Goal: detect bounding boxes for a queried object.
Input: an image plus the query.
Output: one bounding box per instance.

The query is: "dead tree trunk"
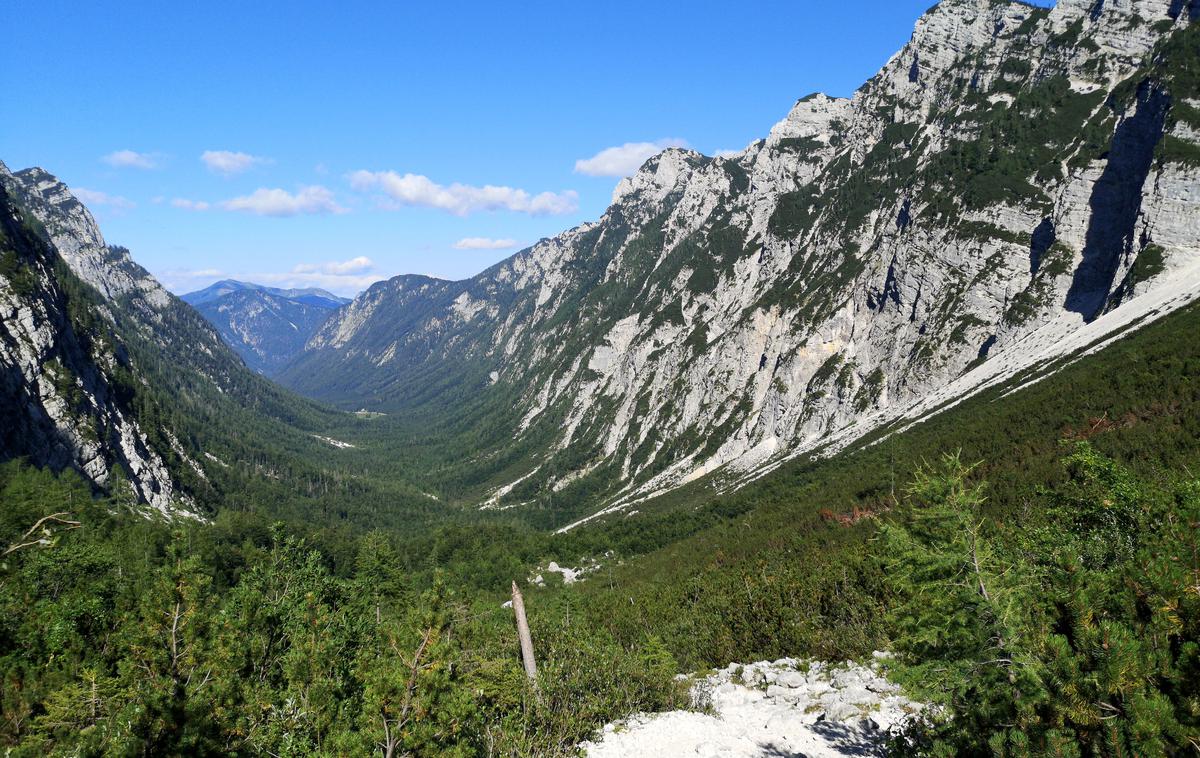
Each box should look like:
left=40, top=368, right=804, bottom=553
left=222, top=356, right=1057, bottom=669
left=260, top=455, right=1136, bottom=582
left=511, top=581, right=537, bottom=682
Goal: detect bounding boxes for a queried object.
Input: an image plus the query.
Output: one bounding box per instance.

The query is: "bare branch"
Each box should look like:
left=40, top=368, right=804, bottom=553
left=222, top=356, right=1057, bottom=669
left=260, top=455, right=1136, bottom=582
left=3, top=513, right=82, bottom=557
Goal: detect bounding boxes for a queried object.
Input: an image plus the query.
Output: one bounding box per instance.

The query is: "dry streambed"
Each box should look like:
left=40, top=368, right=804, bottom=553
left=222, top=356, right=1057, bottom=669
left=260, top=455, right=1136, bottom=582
left=580, top=655, right=923, bottom=757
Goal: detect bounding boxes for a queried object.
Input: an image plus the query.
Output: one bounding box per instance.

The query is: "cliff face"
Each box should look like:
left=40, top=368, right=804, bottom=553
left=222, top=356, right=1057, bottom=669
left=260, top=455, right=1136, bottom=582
left=283, top=0, right=1200, bottom=521
left=0, top=163, right=278, bottom=400
left=2, top=166, right=173, bottom=310
left=0, top=182, right=200, bottom=518
left=0, top=163, right=344, bottom=519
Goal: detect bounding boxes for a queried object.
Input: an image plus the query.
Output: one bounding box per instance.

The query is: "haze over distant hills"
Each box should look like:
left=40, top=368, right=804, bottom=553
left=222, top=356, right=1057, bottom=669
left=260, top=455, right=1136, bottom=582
left=182, top=279, right=349, bottom=309
left=182, top=280, right=350, bottom=375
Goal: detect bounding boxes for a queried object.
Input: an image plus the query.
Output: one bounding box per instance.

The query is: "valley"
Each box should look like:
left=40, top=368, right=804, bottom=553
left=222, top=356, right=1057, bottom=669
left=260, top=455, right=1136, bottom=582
left=1, top=0, right=1199, bottom=755
left=275, top=0, right=1200, bottom=533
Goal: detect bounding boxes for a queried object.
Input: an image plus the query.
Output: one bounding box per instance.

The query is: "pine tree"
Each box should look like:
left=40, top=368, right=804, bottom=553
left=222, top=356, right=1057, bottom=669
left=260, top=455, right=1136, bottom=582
left=886, top=446, right=1200, bottom=755
left=109, top=536, right=221, bottom=754
left=882, top=453, right=1047, bottom=755
left=354, top=529, right=410, bottom=625
left=355, top=577, right=478, bottom=757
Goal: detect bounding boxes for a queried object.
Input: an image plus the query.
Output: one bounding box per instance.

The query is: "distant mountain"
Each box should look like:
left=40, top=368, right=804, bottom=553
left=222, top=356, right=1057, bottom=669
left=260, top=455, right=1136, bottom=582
left=183, top=280, right=348, bottom=375
left=183, top=279, right=348, bottom=309
left=281, top=0, right=1200, bottom=526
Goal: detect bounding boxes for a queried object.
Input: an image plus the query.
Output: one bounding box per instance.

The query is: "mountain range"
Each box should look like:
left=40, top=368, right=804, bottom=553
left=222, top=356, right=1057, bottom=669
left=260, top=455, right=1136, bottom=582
left=276, top=0, right=1200, bottom=527
left=181, top=280, right=348, bottom=375
left=0, top=161, right=436, bottom=528
left=1, top=0, right=1197, bottom=534
left=3, top=1, right=1200, bottom=752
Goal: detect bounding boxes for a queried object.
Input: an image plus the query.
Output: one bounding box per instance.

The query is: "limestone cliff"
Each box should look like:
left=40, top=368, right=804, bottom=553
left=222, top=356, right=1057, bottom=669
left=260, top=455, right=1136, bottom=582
left=282, top=0, right=1200, bottom=524
left=0, top=182, right=200, bottom=518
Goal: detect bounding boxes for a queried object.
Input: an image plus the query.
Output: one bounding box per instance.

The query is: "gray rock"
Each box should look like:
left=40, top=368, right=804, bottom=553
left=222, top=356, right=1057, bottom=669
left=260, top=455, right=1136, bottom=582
left=823, top=701, right=863, bottom=722
left=775, top=671, right=807, bottom=688
left=0, top=163, right=223, bottom=520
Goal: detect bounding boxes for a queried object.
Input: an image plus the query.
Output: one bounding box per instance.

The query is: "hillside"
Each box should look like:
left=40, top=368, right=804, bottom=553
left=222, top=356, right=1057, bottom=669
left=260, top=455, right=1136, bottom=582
left=3, top=253, right=1197, bottom=756
left=0, top=182, right=198, bottom=517
left=2, top=0, right=1199, bottom=753
left=280, top=0, right=1200, bottom=527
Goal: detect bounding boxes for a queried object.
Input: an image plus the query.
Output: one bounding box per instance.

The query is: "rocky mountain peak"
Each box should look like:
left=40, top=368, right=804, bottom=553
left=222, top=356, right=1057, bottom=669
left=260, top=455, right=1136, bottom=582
left=612, top=148, right=706, bottom=205
left=1, top=163, right=106, bottom=254
left=0, top=164, right=171, bottom=309
left=766, top=94, right=852, bottom=148
left=277, top=5, right=1200, bottom=526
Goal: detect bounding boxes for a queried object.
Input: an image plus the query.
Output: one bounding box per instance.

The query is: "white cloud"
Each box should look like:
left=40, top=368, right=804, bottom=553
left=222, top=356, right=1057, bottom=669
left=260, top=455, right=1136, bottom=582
left=292, top=256, right=374, bottom=275
left=713, top=148, right=742, bottom=159
left=220, top=186, right=346, bottom=217
left=347, top=170, right=578, bottom=216
left=453, top=237, right=518, bottom=250
left=171, top=198, right=211, bottom=211
left=282, top=257, right=378, bottom=293
left=102, top=149, right=160, bottom=169
left=168, top=186, right=345, bottom=216
left=573, top=139, right=689, bottom=177
left=201, top=150, right=267, bottom=176
left=73, top=187, right=135, bottom=211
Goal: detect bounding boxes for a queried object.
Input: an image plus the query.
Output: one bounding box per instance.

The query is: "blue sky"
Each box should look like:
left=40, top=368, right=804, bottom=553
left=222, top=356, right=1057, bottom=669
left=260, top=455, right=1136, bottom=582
left=0, top=1, right=1050, bottom=296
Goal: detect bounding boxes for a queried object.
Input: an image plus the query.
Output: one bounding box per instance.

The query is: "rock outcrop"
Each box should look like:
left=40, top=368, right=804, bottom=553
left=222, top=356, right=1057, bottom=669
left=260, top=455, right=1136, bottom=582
left=1, top=165, right=172, bottom=310
left=581, top=656, right=923, bottom=757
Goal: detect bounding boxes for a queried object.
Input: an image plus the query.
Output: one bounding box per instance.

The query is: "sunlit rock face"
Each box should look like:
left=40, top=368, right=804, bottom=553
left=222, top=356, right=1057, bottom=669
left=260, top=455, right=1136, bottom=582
left=0, top=160, right=317, bottom=520
left=1, top=165, right=171, bottom=310
left=0, top=172, right=202, bottom=519
left=284, top=1, right=1200, bottom=522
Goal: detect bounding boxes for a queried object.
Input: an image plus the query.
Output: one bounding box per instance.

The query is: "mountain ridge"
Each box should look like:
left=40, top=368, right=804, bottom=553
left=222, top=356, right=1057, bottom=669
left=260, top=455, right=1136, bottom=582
left=0, top=180, right=201, bottom=517
left=182, top=279, right=349, bottom=308
left=0, top=161, right=384, bottom=522
left=183, top=279, right=349, bottom=374
left=279, top=0, right=1200, bottom=526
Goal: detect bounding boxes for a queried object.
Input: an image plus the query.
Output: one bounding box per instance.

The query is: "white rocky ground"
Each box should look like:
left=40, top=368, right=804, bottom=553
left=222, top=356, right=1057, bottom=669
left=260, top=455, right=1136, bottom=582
left=581, top=656, right=922, bottom=758
left=530, top=558, right=603, bottom=586
left=312, top=434, right=357, bottom=449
